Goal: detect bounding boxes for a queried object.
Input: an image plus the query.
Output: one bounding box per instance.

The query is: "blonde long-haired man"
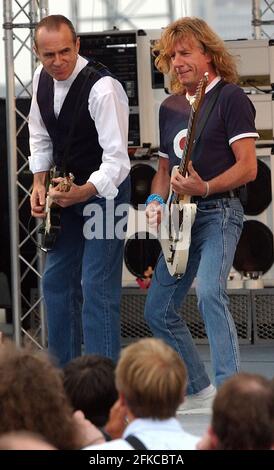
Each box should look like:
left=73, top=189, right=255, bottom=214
left=144, top=17, right=258, bottom=413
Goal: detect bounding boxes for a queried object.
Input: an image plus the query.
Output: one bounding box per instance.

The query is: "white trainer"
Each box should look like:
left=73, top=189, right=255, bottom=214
left=177, top=385, right=216, bottom=415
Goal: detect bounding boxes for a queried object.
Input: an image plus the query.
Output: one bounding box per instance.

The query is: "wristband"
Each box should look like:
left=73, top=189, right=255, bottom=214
left=202, top=181, right=210, bottom=199
left=145, top=193, right=165, bottom=206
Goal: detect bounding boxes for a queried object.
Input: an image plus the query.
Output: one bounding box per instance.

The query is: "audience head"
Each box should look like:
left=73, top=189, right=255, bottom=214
left=211, top=372, right=274, bottom=450
left=0, top=341, right=79, bottom=449
left=115, top=338, right=187, bottom=419
left=63, top=354, right=118, bottom=427
left=0, top=431, right=56, bottom=450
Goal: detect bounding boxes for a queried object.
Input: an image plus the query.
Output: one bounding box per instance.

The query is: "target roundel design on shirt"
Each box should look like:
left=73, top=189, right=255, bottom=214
left=173, top=128, right=188, bottom=160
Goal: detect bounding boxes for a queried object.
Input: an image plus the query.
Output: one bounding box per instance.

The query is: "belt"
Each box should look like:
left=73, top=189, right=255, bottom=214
left=191, top=190, right=239, bottom=203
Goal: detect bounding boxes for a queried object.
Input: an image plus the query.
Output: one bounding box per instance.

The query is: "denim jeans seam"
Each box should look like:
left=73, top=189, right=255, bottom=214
left=69, top=243, right=83, bottom=358
left=163, top=283, right=210, bottom=392
left=220, top=208, right=240, bottom=371
left=101, top=238, right=113, bottom=358
left=162, top=283, right=181, bottom=349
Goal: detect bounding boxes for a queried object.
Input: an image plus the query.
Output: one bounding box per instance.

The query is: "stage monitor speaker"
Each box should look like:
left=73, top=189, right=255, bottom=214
left=232, top=156, right=274, bottom=287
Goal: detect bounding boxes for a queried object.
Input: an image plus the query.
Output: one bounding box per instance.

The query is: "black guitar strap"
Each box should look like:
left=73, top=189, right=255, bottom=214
left=125, top=435, right=148, bottom=450
left=190, top=80, right=247, bottom=204
left=192, top=80, right=226, bottom=152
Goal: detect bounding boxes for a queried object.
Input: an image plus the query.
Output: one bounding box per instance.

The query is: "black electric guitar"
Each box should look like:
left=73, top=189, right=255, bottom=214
left=160, top=73, right=208, bottom=277
left=39, top=167, right=74, bottom=251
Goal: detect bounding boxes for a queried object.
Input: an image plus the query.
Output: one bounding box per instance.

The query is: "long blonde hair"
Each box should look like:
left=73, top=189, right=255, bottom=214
left=153, top=17, right=238, bottom=94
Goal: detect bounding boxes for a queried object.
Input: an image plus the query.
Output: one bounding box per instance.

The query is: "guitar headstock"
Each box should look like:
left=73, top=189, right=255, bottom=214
left=192, top=72, right=209, bottom=112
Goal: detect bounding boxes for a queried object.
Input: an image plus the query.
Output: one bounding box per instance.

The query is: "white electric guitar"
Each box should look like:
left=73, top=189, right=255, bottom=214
left=160, top=73, right=208, bottom=277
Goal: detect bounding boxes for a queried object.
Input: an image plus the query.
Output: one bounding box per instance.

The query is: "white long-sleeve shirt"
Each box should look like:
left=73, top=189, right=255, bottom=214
left=28, top=55, right=130, bottom=199
left=83, top=417, right=200, bottom=450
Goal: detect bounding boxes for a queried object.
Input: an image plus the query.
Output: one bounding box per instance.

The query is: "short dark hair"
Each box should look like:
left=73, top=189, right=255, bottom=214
left=212, top=373, right=274, bottom=450
left=63, top=355, right=118, bottom=427
left=34, top=14, right=77, bottom=48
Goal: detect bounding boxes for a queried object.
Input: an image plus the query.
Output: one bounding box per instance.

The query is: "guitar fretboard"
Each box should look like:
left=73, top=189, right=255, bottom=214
left=178, top=106, right=195, bottom=177
left=173, top=73, right=208, bottom=205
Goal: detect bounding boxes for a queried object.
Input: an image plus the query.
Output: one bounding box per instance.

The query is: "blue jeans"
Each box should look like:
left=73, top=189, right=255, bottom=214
left=144, top=197, right=243, bottom=394
left=42, top=176, right=130, bottom=367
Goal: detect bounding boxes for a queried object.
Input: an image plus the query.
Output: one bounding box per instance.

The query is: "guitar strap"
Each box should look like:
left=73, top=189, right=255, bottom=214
left=191, top=80, right=226, bottom=156
left=124, top=435, right=148, bottom=450
left=61, top=61, right=106, bottom=175
left=190, top=80, right=247, bottom=205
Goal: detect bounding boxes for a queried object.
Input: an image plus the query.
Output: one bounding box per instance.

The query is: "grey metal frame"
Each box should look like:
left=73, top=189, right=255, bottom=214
left=69, top=0, right=176, bottom=31
left=252, top=0, right=274, bottom=38
left=3, top=0, right=48, bottom=347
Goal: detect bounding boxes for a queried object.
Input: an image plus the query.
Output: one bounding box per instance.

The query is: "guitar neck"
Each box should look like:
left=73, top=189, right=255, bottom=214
left=173, top=73, right=208, bottom=204
left=178, top=106, right=199, bottom=177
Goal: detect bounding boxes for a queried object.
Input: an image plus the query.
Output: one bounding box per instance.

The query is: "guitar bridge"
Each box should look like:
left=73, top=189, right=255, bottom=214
left=167, top=244, right=175, bottom=263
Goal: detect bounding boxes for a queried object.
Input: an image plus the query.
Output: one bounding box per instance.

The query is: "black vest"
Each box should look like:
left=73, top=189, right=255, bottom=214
left=37, top=60, right=115, bottom=185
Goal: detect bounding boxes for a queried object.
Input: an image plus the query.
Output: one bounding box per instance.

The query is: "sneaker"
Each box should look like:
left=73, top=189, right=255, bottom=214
left=177, top=385, right=216, bottom=415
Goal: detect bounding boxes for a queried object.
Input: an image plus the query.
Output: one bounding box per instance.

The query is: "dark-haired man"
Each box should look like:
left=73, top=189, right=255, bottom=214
left=29, top=15, right=130, bottom=367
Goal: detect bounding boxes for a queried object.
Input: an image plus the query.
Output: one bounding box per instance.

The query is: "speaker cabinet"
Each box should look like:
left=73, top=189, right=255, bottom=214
left=122, top=158, right=161, bottom=286
left=225, top=41, right=274, bottom=287
left=79, top=29, right=167, bottom=148
left=225, top=40, right=274, bottom=146
left=233, top=155, right=274, bottom=287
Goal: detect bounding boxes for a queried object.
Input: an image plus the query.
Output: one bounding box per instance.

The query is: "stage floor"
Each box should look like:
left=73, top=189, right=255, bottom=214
left=178, top=343, right=274, bottom=438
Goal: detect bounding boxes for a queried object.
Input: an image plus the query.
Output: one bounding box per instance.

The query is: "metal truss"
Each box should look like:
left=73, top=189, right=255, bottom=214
left=69, top=0, right=177, bottom=32
left=70, top=1, right=274, bottom=40
left=252, top=0, right=274, bottom=38
left=3, top=0, right=48, bottom=348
